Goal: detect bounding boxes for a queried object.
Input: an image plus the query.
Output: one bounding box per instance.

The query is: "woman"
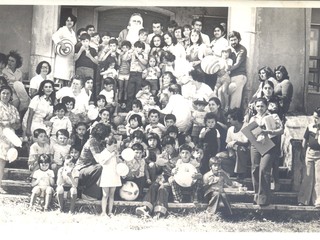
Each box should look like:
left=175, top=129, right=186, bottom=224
left=173, top=26, right=184, bottom=45
left=249, top=98, right=283, bottom=206
left=81, top=76, right=94, bottom=104
left=163, top=32, right=186, bottom=60
left=29, top=61, right=52, bottom=98
left=274, top=65, right=293, bottom=116
left=52, top=13, right=77, bottom=86
left=182, top=24, right=192, bottom=49
left=0, top=86, right=21, bottom=194
left=251, top=66, right=277, bottom=101
left=185, top=29, right=206, bottom=68
left=2, top=51, right=30, bottom=113
left=149, top=34, right=164, bottom=65
left=210, top=24, right=228, bottom=57
left=23, top=80, right=56, bottom=138
left=75, top=123, right=112, bottom=200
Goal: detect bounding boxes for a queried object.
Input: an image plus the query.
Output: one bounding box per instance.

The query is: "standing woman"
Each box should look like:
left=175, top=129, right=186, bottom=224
left=163, top=32, right=186, bottom=60
left=182, top=24, right=192, bottom=49
left=23, top=80, right=56, bottom=138
left=0, top=86, right=21, bottom=193
left=2, top=50, right=23, bottom=82
left=251, top=66, right=277, bottom=101
left=185, top=29, right=206, bottom=69
left=29, top=61, right=52, bottom=98
left=52, top=13, right=77, bottom=86
left=249, top=98, right=283, bottom=206
left=274, top=65, right=293, bottom=117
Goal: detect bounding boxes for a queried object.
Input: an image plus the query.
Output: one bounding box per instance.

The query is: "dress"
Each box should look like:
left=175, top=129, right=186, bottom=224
left=99, top=150, right=122, bottom=187
left=0, top=101, right=20, bottom=160
left=52, top=26, right=77, bottom=80
left=29, top=75, right=45, bottom=94
left=22, top=95, right=53, bottom=135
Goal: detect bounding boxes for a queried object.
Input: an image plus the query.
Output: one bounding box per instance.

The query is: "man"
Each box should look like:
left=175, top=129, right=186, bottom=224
left=86, top=24, right=95, bottom=37
left=118, top=13, right=144, bottom=45
left=228, top=31, right=247, bottom=109
left=147, top=20, right=164, bottom=44
left=191, top=18, right=210, bottom=46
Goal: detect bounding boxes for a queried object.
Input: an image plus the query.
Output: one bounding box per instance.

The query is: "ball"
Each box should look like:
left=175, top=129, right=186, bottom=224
left=121, top=148, right=135, bottom=162
left=6, top=148, right=18, bottom=163
left=174, top=163, right=197, bottom=187
left=116, top=162, right=129, bottom=177
left=200, top=55, right=220, bottom=75
left=119, top=181, right=139, bottom=201
left=87, top=107, right=99, bottom=121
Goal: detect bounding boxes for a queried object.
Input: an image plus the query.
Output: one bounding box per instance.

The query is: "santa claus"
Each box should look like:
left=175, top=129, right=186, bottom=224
left=118, top=13, right=144, bottom=45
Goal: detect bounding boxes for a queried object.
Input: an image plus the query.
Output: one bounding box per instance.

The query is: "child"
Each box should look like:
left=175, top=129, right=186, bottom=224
left=125, top=99, right=146, bottom=125
left=123, top=142, right=146, bottom=200
left=74, top=33, right=98, bottom=79
left=69, top=122, right=88, bottom=151
left=138, top=28, right=150, bottom=55
left=91, top=108, right=116, bottom=135
left=142, top=56, right=161, bottom=95
left=121, top=130, right=148, bottom=153
left=126, top=114, right=145, bottom=137
left=203, top=156, right=233, bottom=215
left=149, top=34, right=164, bottom=67
left=143, top=95, right=161, bottom=120
left=181, top=132, right=195, bottom=149
left=117, top=40, right=132, bottom=109
left=171, top=144, right=202, bottom=203
left=49, top=103, right=73, bottom=142
left=61, top=96, right=78, bottom=127
left=136, top=80, right=152, bottom=106
left=158, top=71, right=176, bottom=106
left=69, top=145, right=81, bottom=161
left=145, top=109, right=166, bottom=139
left=214, top=47, right=233, bottom=111
left=50, top=129, right=71, bottom=175
left=56, top=155, right=79, bottom=214
left=99, top=38, right=119, bottom=68
left=146, top=132, right=162, bottom=183
left=29, top=154, right=55, bottom=211
left=98, top=31, right=111, bottom=61
left=100, top=58, right=118, bottom=80
left=28, top=128, right=51, bottom=173
left=164, top=125, right=180, bottom=151
left=164, top=114, right=177, bottom=130
left=199, top=112, right=221, bottom=175
left=191, top=98, right=207, bottom=144
left=99, top=77, right=118, bottom=116
left=159, top=51, right=175, bottom=75
left=90, top=32, right=100, bottom=52
left=99, top=137, right=122, bottom=217
left=298, top=107, right=320, bottom=207
left=127, top=41, right=148, bottom=111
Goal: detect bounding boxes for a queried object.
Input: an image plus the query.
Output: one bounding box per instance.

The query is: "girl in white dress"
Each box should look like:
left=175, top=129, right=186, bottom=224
left=99, top=138, right=122, bottom=217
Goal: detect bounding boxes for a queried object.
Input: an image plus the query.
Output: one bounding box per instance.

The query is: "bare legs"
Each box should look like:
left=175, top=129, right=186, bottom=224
left=0, top=159, right=7, bottom=194
left=101, top=187, right=116, bottom=216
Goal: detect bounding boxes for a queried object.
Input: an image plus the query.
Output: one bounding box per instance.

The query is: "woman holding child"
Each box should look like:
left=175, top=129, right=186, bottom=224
left=0, top=85, right=21, bottom=194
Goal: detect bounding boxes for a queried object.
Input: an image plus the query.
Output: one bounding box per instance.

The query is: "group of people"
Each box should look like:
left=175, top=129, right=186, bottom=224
left=1, top=11, right=318, bottom=219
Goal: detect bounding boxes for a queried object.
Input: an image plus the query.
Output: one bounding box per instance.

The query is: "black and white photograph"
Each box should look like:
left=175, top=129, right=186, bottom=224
left=0, top=0, right=320, bottom=237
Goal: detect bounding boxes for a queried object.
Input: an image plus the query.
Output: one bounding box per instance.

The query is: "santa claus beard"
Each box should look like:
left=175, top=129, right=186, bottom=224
left=127, top=24, right=143, bottom=45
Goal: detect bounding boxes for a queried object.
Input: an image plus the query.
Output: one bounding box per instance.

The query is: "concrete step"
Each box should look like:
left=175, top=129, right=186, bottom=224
left=4, top=168, right=30, bottom=181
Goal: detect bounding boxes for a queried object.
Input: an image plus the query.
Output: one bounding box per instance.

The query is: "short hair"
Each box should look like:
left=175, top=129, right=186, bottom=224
left=168, top=84, right=181, bottom=94
left=101, top=31, right=111, bottom=37
left=36, top=61, right=52, bottom=75
left=204, top=112, right=217, bottom=123
left=70, top=75, right=84, bottom=86
left=274, top=65, right=289, bottom=80
left=85, top=24, right=95, bottom=31
left=141, top=80, right=151, bottom=89
left=213, top=24, right=225, bottom=33
left=77, top=27, right=86, bottom=37
left=54, top=103, right=67, bottom=112
left=103, top=77, right=115, bottom=86
left=166, top=125, right=179, bottom=135
left=95, top=94, right=107, bottom=105
left=228, top=31, right=242, bottom=42
left=61, top=96, right=75, bottom=107
left=161, top=135, right=175, bottom=147
left=91, top=123, right=111, bottom=141
left=38, top=154, right=51, bottom=164
left=148, top=109, right=160, bottom=118
left=226, top=108, right=244, bottom=122
left=167, top=20, right=178, bottom=29
left=33, top=128, right=47, bottom=138
left=62, top=14, right=77, bottom=26
left=132, top=142, right=144, bottom=152
left=121, top=40, right=132, bottom=49
left=70, top=144, right=82, bottom=153
left=208, top=97, right=222, bottom=109
left=131, top=129, right=145, bottom=141
left=150, top=34, right=164, bottom=48
left=0, top=52, right=8, bottom=65
left=254, top=97, right=268, bottom=106
left=80, top=33, right=91, bottom=41
left=134, top=41, right=145, bottom=49
left=152, top=19, right=163, bottom=26
left=174, top=26, right=183, bottom=36
left=164, top=114, right=176, bottom=123
left=162, top=71, right=176, bottom=83
left=0, top=76, right=8, bottom=87
left=56, top=129, right=69, bottom=138
left=132, top=99, right=143, bottom=110
left=139, top=28, right=148, bottom=35
left=163, top=32, right=177, bottom=46
left=147, top=132, right=160, bottom=141
left=190, top=68, right=206, bottom=83
left=128, top=114, right=143, bottom=127
left=91, top=32, right=100, bottom=38
left=191, top=18, right=202, bottom=26
left=109, top=38, right=118, bottom=46
left=7, top=50, right=23, bottom=69
left=0, top=85, right=12, bottom=97
left=64, top=154, right=77, bottom=164
left=160, top=51, right=176, bottom=63
left=179, top=143, right=192, bottom=153
left=75, top=122, right=87, bottom=130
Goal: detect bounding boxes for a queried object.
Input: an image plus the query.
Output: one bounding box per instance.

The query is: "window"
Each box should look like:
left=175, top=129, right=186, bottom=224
left=309, top=25, right=320, bottom=93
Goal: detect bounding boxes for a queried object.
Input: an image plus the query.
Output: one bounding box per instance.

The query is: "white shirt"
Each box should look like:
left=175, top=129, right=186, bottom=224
left=56, top=87, right=89, bottom=114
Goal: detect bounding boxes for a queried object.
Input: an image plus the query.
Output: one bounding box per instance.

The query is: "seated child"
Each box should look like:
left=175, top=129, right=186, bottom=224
left=164, top=125, right=180, bottom=151
left=61, top=96, right=79, bottom=127
left=143, top=95, right=161, bottom=120
left=50, top=129, right=71, bottom=175
left=56, top=155, right=79, bottom=214
left=164, top=114, right=177, bottom=130
left=69, top=122, right=89, bottom=151
left=203, top=157, right=234, bottom=215
left=99, top=77, right=118, bottom=116
left=121, top=129, right=148, bottom=152
left=29, top=154, right=55, bottom=211
left=49, top=103, right=73, bottom=142
left=191, top=98, right=207, bottom=144
left=145, top=132, right=162, bottom=183
left=145, top=109, right=166, bottom=139
left=69, top=145, right=81, bottom=161
left=171, top=144, right=202, bottom=203
left=122, top=143, right=147, bottom=200
left=125, top=114, right=145, bottom=137
left=125, top=99, right=146, bottom=125
left=28, top=128, right=51, bottom=173
left=136, top=80, right=152, bottom=106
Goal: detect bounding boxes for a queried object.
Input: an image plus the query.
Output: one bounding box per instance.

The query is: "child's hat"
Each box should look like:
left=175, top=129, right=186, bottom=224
left=193, top=97, right=208, bottom=106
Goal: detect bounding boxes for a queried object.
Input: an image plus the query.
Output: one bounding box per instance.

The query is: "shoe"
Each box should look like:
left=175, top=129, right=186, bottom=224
left=0, top=187, right=7, bottom=194
left=298, top=202, right=305, bottom=206
left=258, top=203, right=270, bottom=207
left=108, top=213, right=114, bottom=218
left=81, top=194, right=96, bottom=201
left=135, top=206, right=149, bottom=217
left=153, top=212, right=161, bottom=220
left=173, top=200, right=181, bottom=203
left=314, top=204, right=320, bottom=209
